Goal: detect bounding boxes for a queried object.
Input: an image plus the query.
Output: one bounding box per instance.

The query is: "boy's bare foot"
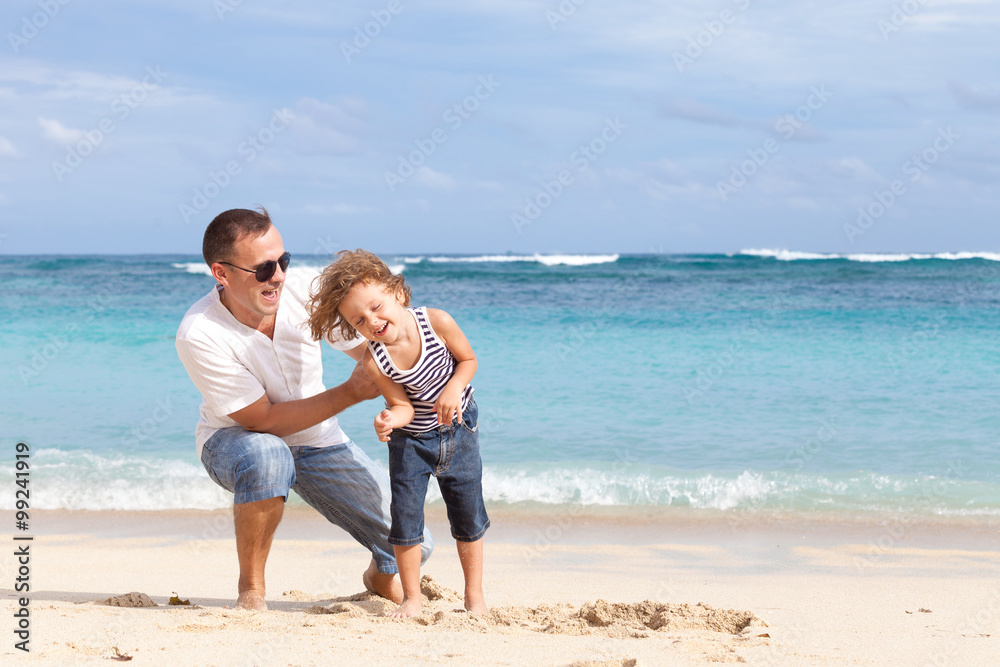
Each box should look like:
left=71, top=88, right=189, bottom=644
left=464, top=591, right=488, bottom=616
left=386, top=597, right=422, bottom=619
left=235, top=590, right=267, bottom=611
left=362, top=558, right=404, bottom=604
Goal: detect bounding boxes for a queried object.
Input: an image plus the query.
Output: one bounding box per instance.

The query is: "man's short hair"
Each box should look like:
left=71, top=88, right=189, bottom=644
left=203, top=207, right=273, bottom=266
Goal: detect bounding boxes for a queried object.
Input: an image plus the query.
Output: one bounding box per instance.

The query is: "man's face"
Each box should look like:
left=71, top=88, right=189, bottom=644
left=213, top=225, right=287, bottom=327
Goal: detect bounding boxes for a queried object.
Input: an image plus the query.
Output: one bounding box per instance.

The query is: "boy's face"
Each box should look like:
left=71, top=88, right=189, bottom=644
left=338, top=281, right=407, bottom=343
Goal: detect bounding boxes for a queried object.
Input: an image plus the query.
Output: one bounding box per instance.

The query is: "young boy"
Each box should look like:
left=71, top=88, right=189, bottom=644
left=308, top=250, right=489, bottom=618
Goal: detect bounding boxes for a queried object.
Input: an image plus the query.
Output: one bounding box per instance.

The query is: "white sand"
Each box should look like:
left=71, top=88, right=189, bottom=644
left=1, top=509, right=998, bottom=665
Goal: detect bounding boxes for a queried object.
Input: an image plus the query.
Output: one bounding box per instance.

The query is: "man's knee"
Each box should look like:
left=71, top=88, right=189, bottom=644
left=420, top=528, right=435, bottom=564
left=236, top=431, right=296, bottom=488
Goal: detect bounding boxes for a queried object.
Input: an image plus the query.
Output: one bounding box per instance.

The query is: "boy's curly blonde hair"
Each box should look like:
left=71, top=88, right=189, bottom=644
left=307, top=249, right=412, bottom=343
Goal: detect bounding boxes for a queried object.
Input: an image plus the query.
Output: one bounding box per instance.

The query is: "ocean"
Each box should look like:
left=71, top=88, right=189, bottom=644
left=3, top=250, right=1000, bottom=520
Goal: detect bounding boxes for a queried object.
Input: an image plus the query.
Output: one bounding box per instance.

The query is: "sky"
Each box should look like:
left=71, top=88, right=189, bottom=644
left=1, top=0, right=998, bottom=255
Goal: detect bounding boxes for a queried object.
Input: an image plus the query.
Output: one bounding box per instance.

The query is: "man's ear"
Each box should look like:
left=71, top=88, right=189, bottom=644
left=210, top=263, right=229, bottom=285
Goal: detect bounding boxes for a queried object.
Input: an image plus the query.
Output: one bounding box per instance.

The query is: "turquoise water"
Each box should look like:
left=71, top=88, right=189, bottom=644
left=3, top=251, right=1000, bottom=517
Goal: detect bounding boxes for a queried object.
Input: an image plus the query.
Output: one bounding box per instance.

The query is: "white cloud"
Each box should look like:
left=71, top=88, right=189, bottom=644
left=603, top=167, right=642, bottom=185
left=38, top=117, right=83, bottom=144
left=786, top=197, right=821, bottom=211
left=297, top=97, right=367, bottom=131
left=833, top=157, right=882, bottom=183
left=660, top=98, right=743, bottom=128
left=422, top=0, right=547, bottom=16
left=649, top=159, right=690, bottom=181
left=303, top=203, right=376, bottom=216
left=414, top=166, right=456, bottom=190
left=645, top=178, right=707, bottom=202
left=909, top=10, right=1000, bottom=32
left=0, top=60, right=217, bottom=117
left=3, top=61, right=146, bottom=103
left=948, top=82, right=1000, bottom=112
left=0, top=62, right=120, bottom=102
left=290, top=97, right=367, bottom=155
left=0, top=136, right=20, bottom=158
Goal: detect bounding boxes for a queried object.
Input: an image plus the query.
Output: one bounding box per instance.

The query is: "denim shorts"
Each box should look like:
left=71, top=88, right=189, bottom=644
left=200, top=427, right=433, bottom=574
left=387, top=398, right=490, bottom=546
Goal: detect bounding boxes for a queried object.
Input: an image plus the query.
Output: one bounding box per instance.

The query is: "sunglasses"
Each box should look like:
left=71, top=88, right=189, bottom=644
left=220, top=252, right=291, bottom=282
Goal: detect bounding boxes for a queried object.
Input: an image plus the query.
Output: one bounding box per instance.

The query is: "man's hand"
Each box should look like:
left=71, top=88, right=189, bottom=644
left=344, top=357, right=381, bottom=403
left=374, top=409, right=394, bottom=442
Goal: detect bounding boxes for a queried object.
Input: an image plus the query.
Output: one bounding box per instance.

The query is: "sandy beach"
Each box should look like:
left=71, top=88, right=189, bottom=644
left=2, top=506, right=998, bottom=666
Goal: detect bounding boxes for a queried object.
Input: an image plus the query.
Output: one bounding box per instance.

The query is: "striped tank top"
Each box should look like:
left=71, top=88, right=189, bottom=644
left=368, top=307, right=474, bottom=433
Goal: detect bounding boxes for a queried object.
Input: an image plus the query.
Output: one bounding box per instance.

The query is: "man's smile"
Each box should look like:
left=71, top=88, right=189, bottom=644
left=261, top=286, right=280, bottom=303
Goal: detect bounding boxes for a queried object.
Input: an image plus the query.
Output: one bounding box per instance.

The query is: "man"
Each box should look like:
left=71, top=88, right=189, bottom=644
left=176, top=207, right=432, bottom=611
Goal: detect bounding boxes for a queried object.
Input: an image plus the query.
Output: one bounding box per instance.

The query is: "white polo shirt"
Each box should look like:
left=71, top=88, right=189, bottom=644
left=176, top=268, right=364, bottom=458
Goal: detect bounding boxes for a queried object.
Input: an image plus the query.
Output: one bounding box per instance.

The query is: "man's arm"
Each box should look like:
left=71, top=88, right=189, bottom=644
left=229, top=348, right=379, bottom=437
left=343, top=339, right=367, bottom=362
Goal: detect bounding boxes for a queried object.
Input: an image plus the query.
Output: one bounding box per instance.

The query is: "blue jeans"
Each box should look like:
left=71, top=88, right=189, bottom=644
left=200, top=427, right=433, bottom=574
left=387, top=398, right=490, bottom=546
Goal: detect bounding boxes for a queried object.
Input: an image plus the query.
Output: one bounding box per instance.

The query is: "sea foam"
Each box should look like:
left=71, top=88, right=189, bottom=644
left=738, top=249, right=1000, bottom=263
left=3, top=450, right=997, bottom=515
left=424, top=254, right=620, bottom=266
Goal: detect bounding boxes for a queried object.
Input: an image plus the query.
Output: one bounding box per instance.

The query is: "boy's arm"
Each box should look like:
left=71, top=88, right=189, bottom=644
left=427, top=308, right=477, bottom=425
left=363, top=349, right=415, bottom=441
left=343, top=340, right=367, bottom=362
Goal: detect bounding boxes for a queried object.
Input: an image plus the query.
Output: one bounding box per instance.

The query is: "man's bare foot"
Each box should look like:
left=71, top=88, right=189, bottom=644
left=464, top=591, right=488, bottom=616
left=235, top=590, right=267, bottom=611
left=386, top=596, right=422, bottom=619
left=362, top=558, right=403, bottom=604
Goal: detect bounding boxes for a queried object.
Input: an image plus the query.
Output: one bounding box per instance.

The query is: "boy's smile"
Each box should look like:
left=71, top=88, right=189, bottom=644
left=339, top=281, right=410, bottom=345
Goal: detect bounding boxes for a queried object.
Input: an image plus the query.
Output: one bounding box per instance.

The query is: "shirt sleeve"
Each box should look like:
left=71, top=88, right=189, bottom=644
left=285, top=265, right=364, bottom=352
left=176, top=336, right=266, bottom=417
left=325, top=330, right=365, bottom=352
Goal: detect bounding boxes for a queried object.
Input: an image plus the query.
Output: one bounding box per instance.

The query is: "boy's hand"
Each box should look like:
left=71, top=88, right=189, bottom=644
left=434, top=389, right=462, bottom=426
left=374, top=409, right=394, bottom=442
